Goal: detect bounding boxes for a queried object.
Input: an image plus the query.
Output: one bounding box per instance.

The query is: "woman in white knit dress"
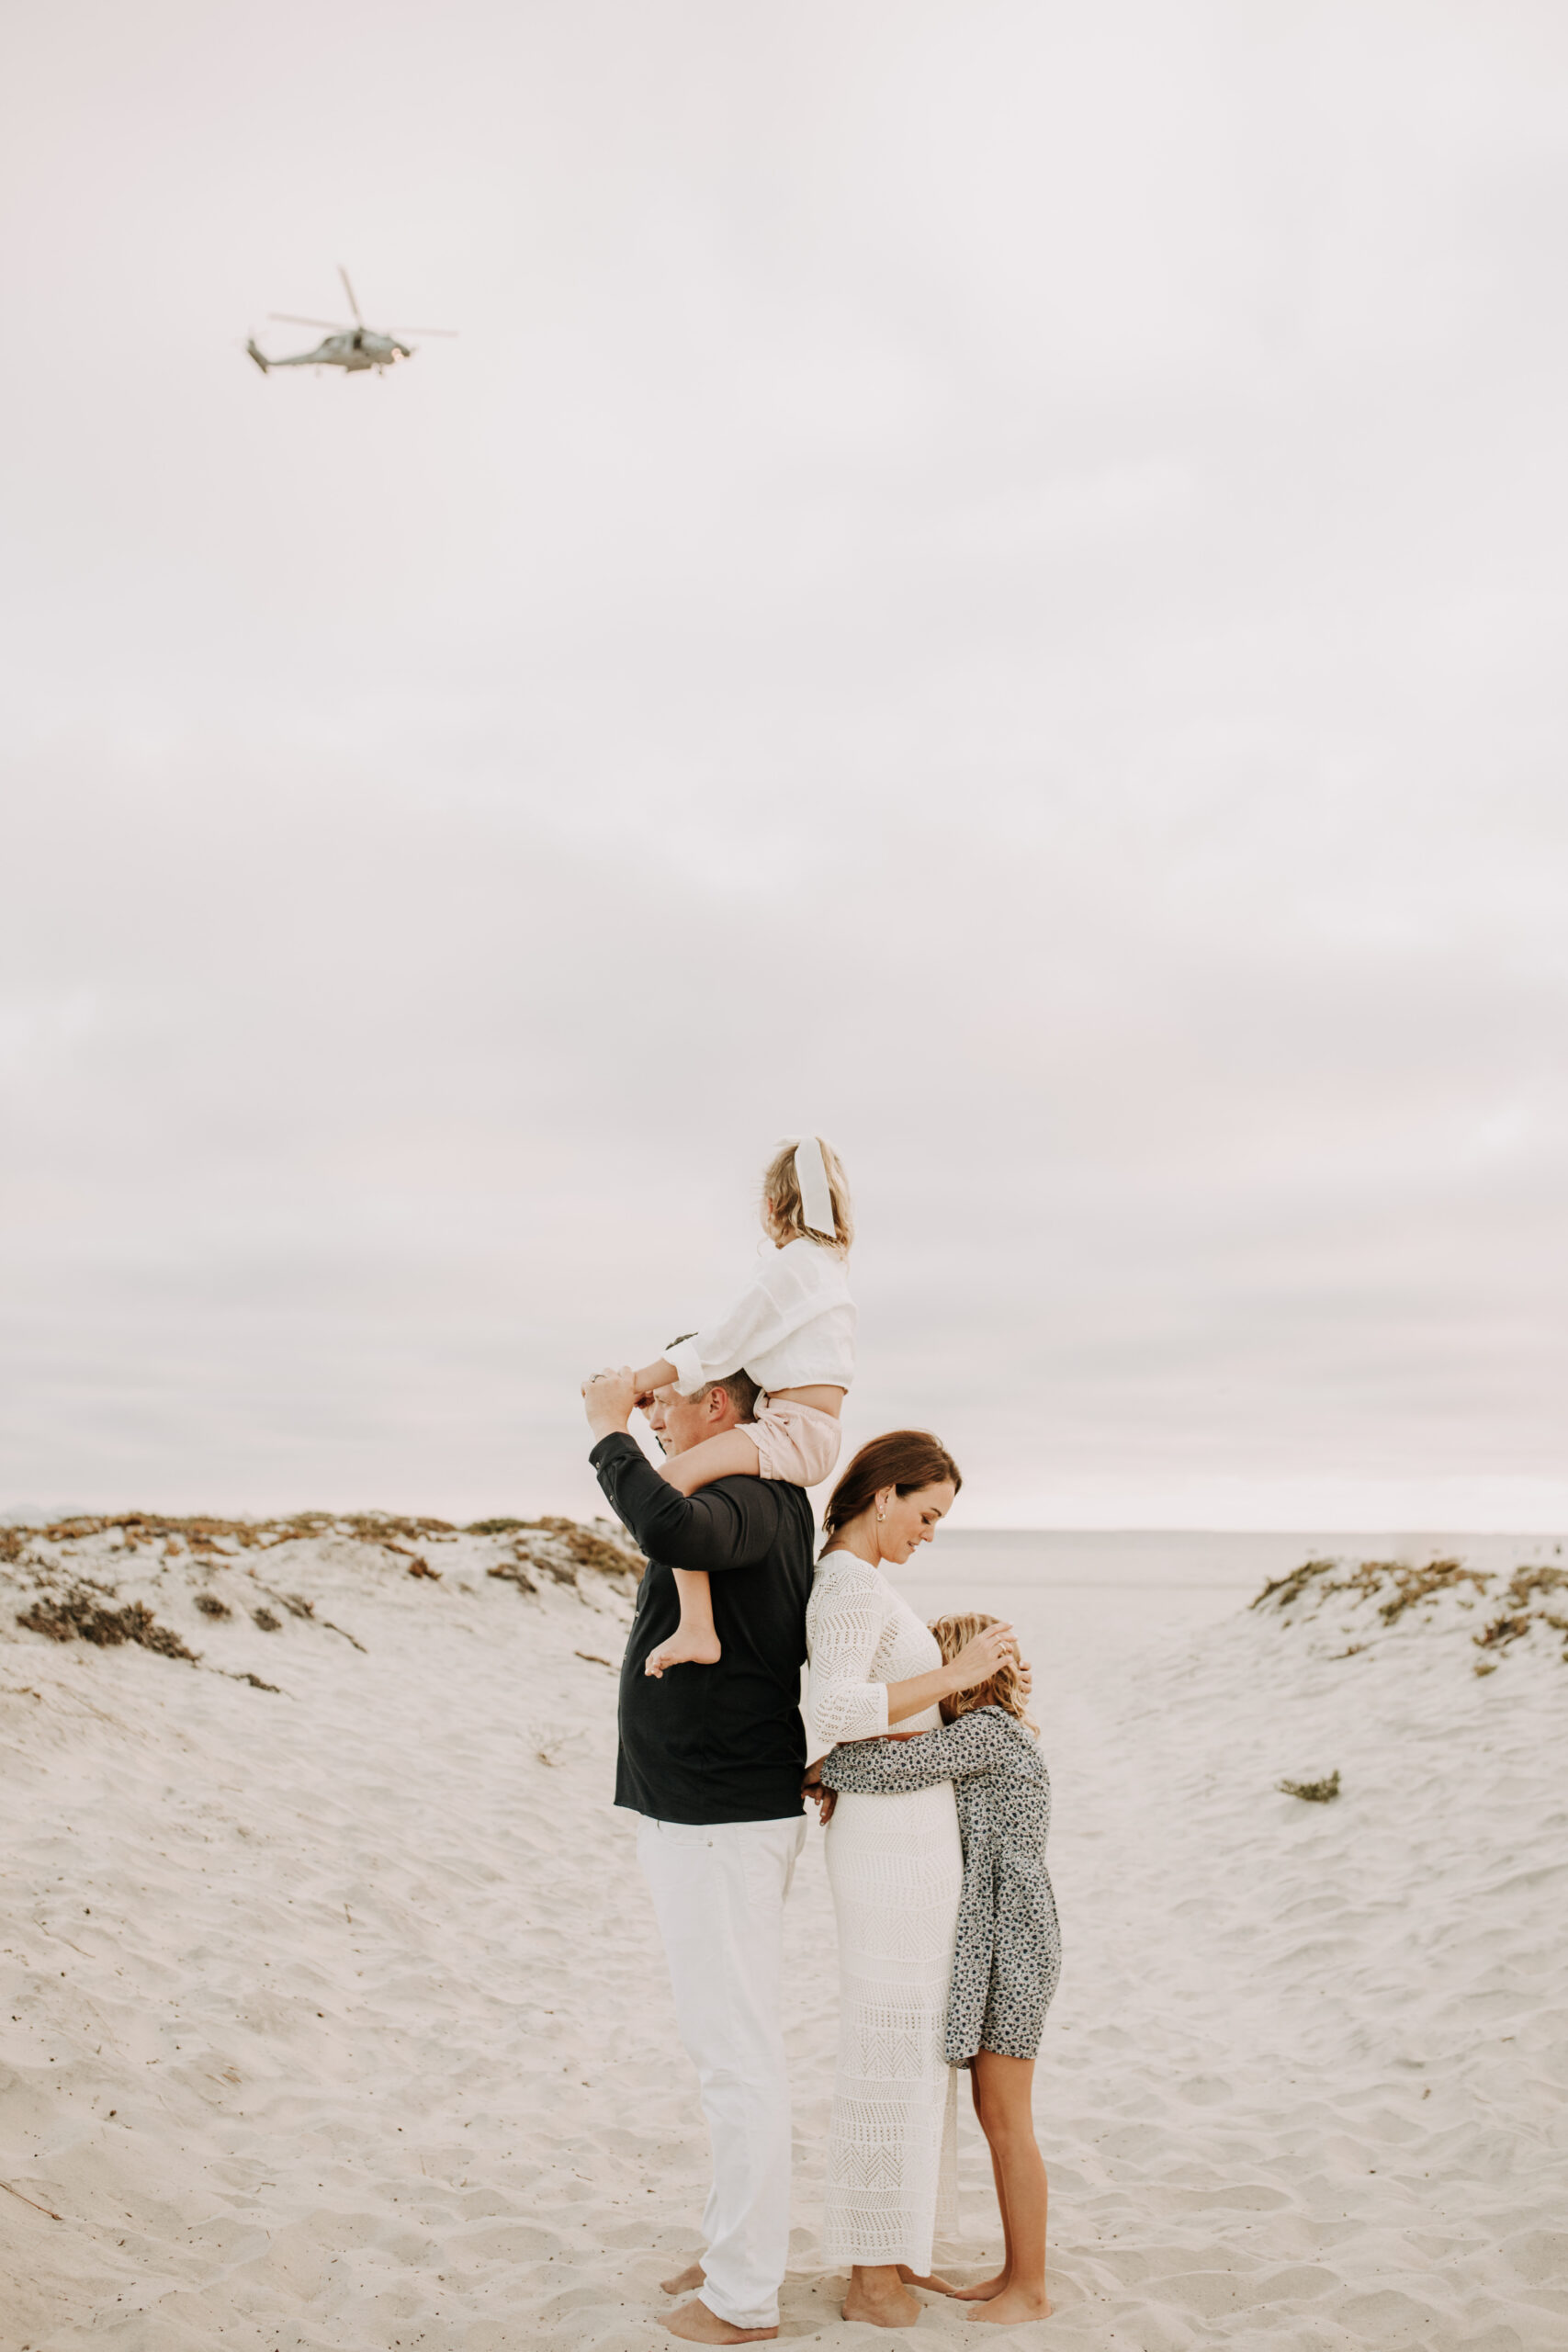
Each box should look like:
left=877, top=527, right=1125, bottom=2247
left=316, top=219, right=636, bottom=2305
left=806, top=1431, right=1020, bottom=2331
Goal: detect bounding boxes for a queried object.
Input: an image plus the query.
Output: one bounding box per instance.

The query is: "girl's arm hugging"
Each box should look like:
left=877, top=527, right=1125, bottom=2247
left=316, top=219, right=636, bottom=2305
left=818, top=1708, right=1012, bottom=1794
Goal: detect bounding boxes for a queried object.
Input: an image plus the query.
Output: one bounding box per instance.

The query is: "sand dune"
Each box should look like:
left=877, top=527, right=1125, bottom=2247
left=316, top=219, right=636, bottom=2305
left=2, top=1517, right=1564, bottom=2349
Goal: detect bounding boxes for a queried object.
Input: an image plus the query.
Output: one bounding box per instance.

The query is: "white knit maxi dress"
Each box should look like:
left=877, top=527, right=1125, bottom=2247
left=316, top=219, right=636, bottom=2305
left=807, top=1554, right=963, bottom=2273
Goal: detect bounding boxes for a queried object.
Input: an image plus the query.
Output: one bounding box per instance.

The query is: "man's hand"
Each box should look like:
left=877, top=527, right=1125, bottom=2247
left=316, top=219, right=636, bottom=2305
left=582, top=1365, right=639, bottom=1442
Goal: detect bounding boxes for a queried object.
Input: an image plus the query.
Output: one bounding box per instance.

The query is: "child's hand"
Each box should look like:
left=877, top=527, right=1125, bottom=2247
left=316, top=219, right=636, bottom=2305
left=802, top=1761, right=837, bottom=1825
left=581, top=1366, right=638, bottom=1440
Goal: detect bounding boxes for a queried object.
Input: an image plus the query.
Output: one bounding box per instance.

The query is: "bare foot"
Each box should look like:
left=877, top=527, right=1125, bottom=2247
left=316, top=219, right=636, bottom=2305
left=967, top=2284, right=1053, bottom=2324
left=661, top=2297, right=777, bottom=2343
left=661, top=2261, right=706, bottom=2295
left=645, top=1629, right=724, bottom=1677
left=953, top=2271, right=1010, bottom=2301
left=842, top=2272, right=922, bottom=2328
left=899, top=2263, right=961, bottom=2295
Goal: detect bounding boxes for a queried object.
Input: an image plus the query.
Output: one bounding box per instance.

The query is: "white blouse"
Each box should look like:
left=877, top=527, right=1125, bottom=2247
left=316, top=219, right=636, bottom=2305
left=668, top=1237, right=855, bottom=1398
left=806, top=1552, right=946, bottom=1749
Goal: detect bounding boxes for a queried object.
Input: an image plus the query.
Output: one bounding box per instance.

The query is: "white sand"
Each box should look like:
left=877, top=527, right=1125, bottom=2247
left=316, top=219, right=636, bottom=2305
left=2, top=1521, right=1565, bottom=2351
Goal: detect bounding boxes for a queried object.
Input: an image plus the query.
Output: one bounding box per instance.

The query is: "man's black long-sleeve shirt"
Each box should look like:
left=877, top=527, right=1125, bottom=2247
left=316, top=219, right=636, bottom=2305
left=592, top=1431, right=813, bottom=1825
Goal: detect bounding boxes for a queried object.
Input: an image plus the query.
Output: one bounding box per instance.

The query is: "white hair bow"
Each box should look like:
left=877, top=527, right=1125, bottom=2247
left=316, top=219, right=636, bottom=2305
left=795, top=1135, right=836, bottom=1238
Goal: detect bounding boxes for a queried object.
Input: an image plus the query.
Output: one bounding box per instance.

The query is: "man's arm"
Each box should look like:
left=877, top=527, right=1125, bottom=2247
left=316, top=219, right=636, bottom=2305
left=591, top=1430, right=786, bottom=1572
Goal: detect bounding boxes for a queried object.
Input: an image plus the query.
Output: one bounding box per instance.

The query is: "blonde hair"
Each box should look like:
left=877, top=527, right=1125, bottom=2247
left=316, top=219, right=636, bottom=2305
left=930, top=1611, right=1037, bottom=1732
left=761, top=1136, right=854, bottom=1253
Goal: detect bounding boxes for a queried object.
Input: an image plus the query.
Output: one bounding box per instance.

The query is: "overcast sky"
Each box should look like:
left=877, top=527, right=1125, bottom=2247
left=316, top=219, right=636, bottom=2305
left=2, top=1, right=1566, bottom=1528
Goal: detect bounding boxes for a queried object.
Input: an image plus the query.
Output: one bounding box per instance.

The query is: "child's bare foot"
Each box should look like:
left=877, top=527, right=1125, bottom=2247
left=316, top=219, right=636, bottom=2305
left=645, top=1629, right=723, bottom=1677
left=898, top=2264, right=960, bottom=2295
left=966, top=2284, right=1053, bottom=2324
left=661, top=2261, right=705, bottom=2295
left=953, top=2271, right=1010, bottom=2301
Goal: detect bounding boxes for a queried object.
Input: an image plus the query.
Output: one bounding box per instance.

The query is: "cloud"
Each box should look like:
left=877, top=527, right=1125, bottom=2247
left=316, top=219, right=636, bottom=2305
left=2, top=1, right=1566, bottom=1523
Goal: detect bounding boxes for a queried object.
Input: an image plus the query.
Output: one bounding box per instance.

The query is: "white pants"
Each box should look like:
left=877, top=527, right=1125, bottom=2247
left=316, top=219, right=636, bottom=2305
left=637, top=1813, right=807, bottom=2330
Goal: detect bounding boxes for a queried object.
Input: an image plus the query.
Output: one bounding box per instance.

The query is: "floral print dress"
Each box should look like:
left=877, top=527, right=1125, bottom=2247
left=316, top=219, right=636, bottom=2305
left=819, top=1705, right=1062, bottom=2066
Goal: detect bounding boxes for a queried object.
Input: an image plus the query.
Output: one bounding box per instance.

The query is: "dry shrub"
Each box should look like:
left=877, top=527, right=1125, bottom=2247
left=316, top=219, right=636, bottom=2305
left=1473, top=1611, right=1531, bottom=1653
left=1278, top=1770, right=1341, bottom=1804
left=517, top=1517, right=643, bottom=1578
left=1250, top=1560, right=1339, bottom=1612
left=1251, top=1550, right=1568, bottom=1669
left=336, top=1513, right=457, bottom=1544
left=488, top=1561, right=539, bottom=1596
left=1374, top=1560, right=1491, bottom=1623
left=1504, top=1565, right=1568, bottom=1605
left=17, top=1589, right=197, bottom=1662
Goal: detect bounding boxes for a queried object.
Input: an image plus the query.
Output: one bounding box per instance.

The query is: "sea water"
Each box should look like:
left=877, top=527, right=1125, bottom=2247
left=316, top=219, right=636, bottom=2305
left=891, top=1528, right=1567, bottom=1692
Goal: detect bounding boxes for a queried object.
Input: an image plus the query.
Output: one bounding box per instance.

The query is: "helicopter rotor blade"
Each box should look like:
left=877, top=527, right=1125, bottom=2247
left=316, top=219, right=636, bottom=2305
left=339, top=266, right=364, bottom=326
left=269, top=314, right=349, bottom=330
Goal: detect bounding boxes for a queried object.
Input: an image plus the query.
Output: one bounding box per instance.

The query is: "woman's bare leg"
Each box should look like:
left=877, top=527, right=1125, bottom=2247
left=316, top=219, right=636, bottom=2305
left=966, top=2053, right=1050, bottom=2324
left=953, top=2065, right=1014, bottom=2300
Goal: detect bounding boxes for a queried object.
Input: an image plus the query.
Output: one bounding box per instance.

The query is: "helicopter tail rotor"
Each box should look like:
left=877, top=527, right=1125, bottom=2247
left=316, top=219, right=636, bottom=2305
left=245, top=338, right=271, bottom=374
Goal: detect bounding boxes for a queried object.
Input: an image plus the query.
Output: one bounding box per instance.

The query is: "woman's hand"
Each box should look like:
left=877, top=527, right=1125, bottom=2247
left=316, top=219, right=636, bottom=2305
left=944, top=1619, right=1018, bottom=1693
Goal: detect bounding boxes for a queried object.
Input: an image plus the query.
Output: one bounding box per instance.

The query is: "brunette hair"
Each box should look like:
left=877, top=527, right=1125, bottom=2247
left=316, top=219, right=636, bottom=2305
left=819, top=1430, right=961, bottom=1551
left=930, top=1611, right=1037, bottom=1733
left=761, top=1136, right=854, bottom=1254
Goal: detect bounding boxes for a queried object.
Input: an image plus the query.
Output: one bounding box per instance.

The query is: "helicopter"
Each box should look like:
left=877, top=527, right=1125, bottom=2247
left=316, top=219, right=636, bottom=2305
left=246, top=267, right=456, bottom=375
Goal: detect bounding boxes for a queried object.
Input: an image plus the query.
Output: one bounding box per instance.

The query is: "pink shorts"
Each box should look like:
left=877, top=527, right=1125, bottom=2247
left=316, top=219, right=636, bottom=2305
left=750, top=1398, right=843, bottom=1487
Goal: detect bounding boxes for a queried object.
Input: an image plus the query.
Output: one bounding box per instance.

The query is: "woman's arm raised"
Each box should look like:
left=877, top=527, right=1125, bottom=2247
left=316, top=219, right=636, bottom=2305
left=882, top=1617, right=1018, bottom=1726
left=809, top=1581, right=1018, bottom=1742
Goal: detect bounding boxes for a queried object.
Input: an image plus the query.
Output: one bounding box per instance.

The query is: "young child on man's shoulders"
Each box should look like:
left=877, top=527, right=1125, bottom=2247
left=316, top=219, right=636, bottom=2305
left=611, top=1135, right=855, bottom=1677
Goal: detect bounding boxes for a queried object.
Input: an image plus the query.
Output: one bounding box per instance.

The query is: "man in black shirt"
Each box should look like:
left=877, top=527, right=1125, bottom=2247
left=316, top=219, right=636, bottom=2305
left=586, top=1360, right=814, bottom=2346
